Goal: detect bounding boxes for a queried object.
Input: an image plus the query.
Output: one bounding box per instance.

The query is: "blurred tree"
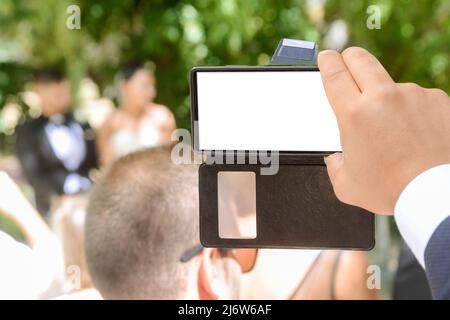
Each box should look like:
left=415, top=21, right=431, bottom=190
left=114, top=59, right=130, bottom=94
left=325, top=0, right=449, bottom=90
left=0, top=0, right=449, bottom=151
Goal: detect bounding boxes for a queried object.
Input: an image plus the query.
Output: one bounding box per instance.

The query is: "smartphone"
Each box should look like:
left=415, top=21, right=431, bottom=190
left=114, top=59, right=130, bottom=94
left=191, top=66, right=374, bottom=250
left=190, top=66, right=341, bottom=154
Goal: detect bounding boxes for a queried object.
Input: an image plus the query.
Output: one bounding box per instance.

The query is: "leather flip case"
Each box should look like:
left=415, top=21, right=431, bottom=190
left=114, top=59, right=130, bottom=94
left=199, top=162, right=375, bottom=250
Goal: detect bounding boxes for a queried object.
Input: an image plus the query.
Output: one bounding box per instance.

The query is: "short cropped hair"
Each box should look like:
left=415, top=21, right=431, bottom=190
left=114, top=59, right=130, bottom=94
left=85, top=147, right=199, bottom=299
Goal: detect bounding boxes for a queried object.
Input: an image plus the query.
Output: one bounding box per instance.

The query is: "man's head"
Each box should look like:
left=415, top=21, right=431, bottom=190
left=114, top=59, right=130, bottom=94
left=85, top=147, right=241, bottom=299
left=32, top=68, right=71, bottom=117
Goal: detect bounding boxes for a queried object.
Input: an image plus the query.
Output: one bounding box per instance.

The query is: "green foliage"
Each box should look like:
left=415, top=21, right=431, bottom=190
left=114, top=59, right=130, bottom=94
left=0, top=0, right=449, bottom=151
left=326, top=0, right=449, bottom=89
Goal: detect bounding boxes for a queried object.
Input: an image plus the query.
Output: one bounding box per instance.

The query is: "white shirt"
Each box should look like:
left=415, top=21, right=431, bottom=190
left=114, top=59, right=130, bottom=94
left=395, top=164, right=450, bottom=267
left=44, top=115, right=91, bottom=194
left=44, top=115, right=86, bottom=172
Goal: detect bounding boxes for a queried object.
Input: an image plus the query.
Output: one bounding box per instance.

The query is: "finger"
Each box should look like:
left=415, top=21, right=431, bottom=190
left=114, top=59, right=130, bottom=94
left=324, top=152, right=344, bottom=186
left=318, top=50, right=361, bottom=120
left=324, top=152, right=352, bottom=205
left=342, top=47, right=394, bottom=93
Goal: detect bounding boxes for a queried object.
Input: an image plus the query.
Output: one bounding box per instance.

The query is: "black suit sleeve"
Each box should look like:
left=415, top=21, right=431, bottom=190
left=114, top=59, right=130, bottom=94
left=424, top=216, right=450, bottom=300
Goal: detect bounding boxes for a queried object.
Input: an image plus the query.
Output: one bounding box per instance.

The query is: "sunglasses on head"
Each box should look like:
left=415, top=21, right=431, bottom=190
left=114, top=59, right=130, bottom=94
left=180, top=244, right=258, bottom=273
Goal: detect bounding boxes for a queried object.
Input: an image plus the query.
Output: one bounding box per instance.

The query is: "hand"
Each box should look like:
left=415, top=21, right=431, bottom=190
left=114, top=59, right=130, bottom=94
left=318, top=47, right=450, bottom=215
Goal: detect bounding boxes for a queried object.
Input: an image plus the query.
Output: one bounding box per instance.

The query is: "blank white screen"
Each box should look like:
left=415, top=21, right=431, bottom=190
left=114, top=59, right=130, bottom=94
left=196, top=71, right=341, bottom=152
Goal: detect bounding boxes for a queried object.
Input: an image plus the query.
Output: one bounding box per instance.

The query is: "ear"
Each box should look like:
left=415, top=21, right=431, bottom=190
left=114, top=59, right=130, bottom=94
left=197, top=248, right=221, bottom=300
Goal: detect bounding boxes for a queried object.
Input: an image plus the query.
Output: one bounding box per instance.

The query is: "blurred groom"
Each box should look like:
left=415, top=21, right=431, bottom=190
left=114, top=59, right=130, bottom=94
left=15, top=68, right=97, bottom=215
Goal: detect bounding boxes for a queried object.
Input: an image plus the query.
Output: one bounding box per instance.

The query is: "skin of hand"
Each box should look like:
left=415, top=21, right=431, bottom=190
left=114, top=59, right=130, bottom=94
left=318, top=47, right=450, bottom=215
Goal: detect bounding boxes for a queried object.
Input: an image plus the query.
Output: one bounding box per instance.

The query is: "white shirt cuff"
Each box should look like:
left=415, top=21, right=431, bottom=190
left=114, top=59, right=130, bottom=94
left=394, top=164, right=450, bottom=267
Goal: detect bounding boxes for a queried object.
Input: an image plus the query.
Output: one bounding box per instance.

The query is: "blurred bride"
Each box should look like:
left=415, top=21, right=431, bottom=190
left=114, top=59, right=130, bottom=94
left=97, top=62, right=176, bottom=165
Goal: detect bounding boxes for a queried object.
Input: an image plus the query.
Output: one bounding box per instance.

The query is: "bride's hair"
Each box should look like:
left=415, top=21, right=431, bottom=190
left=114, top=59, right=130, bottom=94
left=114, top=61, right=155, bottom=105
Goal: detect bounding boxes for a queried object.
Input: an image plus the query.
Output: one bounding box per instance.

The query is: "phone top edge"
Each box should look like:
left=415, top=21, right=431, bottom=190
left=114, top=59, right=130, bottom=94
left=191, top=65, right=319, bottom=73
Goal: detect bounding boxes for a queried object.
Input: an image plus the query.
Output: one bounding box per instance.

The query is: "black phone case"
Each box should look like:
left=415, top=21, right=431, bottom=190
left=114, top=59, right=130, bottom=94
left=199, top=162, right=375, bottom=250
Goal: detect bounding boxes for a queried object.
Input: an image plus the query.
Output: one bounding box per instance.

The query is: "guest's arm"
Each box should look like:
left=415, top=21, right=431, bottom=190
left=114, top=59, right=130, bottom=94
left=0, top=171, right=64, bottom=298
left=152, top=103, right=176, bottom=144
left=317, top=47, right=450, bottom=299
left=96, top=115, right=115, bottom=166
left=0, top=171, right=54, bottom=247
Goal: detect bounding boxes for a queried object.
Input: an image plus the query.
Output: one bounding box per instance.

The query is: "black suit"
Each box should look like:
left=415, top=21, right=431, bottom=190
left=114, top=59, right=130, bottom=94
left=393, top=240, right=432, bottom=300
left=15, top=115, right=97, bottom=214
left=424, top=215, right=450, bottom=299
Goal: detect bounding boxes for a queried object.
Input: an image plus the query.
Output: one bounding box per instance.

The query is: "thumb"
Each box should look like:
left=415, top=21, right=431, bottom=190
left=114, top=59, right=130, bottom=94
left=324, top=152, right=344, bottom=187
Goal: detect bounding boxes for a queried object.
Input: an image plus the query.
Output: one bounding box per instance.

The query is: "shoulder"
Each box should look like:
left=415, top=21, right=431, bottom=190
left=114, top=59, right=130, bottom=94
left=20, top=117, right=44, bottom=128
left=149, top=103, right=172, bottom=113
left=16, top=117, right=44, bottom=137
left=147, top=104, right=175, bottom=122
left=99, top=110, right=123, bottom=133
